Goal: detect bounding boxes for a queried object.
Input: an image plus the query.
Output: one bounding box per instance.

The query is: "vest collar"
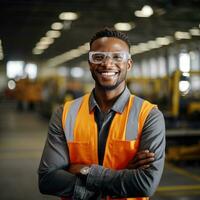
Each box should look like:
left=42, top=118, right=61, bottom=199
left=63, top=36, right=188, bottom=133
left=89, top=87, right=131, bottom=114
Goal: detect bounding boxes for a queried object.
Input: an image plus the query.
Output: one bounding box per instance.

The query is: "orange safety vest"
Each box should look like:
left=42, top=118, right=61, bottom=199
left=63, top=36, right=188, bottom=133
left=62, top=93, right=156, bottom=200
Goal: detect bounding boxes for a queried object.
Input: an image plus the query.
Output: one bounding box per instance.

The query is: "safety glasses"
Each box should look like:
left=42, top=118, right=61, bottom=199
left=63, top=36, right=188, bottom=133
left=89, top=51, right=131, bottom=64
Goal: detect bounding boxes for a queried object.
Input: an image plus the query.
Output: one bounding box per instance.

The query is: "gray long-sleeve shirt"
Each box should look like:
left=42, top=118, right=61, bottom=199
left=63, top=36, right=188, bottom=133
left=38, top=88, right=166, bottom=199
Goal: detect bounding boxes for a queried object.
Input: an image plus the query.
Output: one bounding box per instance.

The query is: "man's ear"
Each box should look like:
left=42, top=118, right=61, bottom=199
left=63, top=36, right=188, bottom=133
left=127, top=59, right=133, bottom=71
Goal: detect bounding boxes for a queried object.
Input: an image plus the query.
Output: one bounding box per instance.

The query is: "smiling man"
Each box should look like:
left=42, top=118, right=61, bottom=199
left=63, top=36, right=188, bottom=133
left=38, top=28, right=166, bottom=200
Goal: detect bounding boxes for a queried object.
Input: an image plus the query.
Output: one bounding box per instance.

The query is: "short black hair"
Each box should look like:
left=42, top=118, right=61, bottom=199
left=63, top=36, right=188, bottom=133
left=90, top=27, right=131, bottom=50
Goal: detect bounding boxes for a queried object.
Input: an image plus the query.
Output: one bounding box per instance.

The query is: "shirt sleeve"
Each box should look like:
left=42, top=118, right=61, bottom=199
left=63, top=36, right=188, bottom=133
left=38, top=105, right=99, bottom=199
left=85, top=108, right=166, bottom=198
left=38, top=105, right=77, bottom=197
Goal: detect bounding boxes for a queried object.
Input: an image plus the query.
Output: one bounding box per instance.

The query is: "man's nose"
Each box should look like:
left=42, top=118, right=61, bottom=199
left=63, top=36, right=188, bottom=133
left=102, top=56, right=113, bottom=65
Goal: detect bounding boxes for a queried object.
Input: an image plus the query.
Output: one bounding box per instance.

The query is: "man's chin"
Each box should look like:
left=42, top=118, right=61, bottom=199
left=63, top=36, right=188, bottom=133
left=97, top=83, right=119, bottom=91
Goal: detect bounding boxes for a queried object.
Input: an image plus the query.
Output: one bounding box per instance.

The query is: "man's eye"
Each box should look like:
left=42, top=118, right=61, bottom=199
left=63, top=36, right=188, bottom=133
left=93, top=54, right=105, bottom=60
left=113, top=53, right=123, bottom=60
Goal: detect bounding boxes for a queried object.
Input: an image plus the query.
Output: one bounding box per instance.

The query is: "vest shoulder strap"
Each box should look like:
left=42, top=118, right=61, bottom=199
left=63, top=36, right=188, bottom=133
left=62, top=94, right=90, bottom=141
left=137, top=96, right=157, bottom=134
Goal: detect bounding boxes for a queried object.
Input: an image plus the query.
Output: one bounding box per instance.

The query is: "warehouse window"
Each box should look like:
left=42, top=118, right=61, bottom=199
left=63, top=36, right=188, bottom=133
left=6, top=61, right=24, bottom=79
left=25, top=63, right=37, bottom=79
left=190, top=50, right=200, bottom=71
left=179, top=53, right=190, bottom=72
left=158, top=56, right=167, bottom=77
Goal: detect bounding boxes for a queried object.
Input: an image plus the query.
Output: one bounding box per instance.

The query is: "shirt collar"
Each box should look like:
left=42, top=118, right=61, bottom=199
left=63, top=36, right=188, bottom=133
left=89, top=87, right=131, bottom=114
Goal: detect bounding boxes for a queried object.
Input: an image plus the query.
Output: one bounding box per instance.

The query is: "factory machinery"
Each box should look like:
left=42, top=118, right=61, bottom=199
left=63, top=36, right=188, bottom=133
left=127, top=70, right=200, bottom=163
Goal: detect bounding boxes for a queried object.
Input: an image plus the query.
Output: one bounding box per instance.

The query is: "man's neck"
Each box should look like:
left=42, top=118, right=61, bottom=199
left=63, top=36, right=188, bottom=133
left=94, top=84, right=126, bottom=113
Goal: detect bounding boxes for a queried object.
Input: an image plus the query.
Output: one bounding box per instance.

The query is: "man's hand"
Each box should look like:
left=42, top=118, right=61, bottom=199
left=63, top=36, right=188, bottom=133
left=68, top=164, right=89, bottom=175
left=127, top=150, right=155, bottom=169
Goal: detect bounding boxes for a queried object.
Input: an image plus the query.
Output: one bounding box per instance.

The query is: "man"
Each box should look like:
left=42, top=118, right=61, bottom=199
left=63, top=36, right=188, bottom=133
left=38, top=28, right=165, bottom=200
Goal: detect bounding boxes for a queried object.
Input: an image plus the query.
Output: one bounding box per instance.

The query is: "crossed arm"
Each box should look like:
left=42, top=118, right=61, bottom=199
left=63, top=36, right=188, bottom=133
left=38, top=106, right=165, bottom=199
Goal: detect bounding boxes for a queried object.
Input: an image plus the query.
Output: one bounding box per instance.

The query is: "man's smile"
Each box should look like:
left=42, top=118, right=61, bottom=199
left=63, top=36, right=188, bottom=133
left=96, top=70, right=119, bottom=79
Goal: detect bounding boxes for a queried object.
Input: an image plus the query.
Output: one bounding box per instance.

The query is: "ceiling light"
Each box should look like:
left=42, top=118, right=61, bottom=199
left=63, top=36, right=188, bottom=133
left=175, top=31, right=191, bottom=40
left=130, top=45, right=143, bottom=55
left=189, top=28, right=200, bottom=36
left=114, top=22, right=135, bottom=31
left=156, top=36, right=172, bottom=45
left=38, top=40, right=53, bottom=46
left=32, top=48, right=44, bottom=55
left=59, top=12, right=78, bottom=21
left=78, top=42, right=89, bottom=50
left=40, top=37, right=54, bottom=44
left=179, top=80, right=190, bottom=93
left=36, top=43, right=49, bottom=50
left=67, top=49, right=82, bottom=58
left=147, top=40, right=161, bottom=49
left=138, top=43, right=150, bottom=51
left=8, top=80, right=16, bottom=90
left=46, top=30, right=61, bottom=38
left=135, top=5, right=153, bottom=18
left=44, top=42, right=89, bottom=67
left=51, top=22, right=63, bottom=30
left=78, top=43, right=90, bottom=53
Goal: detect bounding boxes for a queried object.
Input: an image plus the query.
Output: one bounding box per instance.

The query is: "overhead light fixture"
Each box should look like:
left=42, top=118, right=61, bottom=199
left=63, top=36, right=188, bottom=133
left=189, top=28, right=200, bottom=36
left=179, top=80, right=190, bottom=94
left=46, top=30, right=61, bottom=38
left=51, top=22, right=63, bottom=30
left=32, top=48, right=44, bottom=55
left=67, top=49, right=82, bottom=58
left=114, top=22, right=135, bottom=31
left=44, top=41, right=90, bottom=67
left=40, top=37, right=54, bottom=44
left=175, top=31, right=191, bottom=40
left=78, top=43, right=90, bottom=53
left=135, top=5, right=153, bottom=18
left=59, top=12, right=78, bottom=21
left=36, top=43, right=49, bottom=50
left=130, top=45, right=143, bottom=55
left=156, top=36, right=173, bottom=45
left=8, top=80, right=16, bottom=90
left=147, top=40, right=161, bottom=49
left=138, top=43, right=150, bottom=51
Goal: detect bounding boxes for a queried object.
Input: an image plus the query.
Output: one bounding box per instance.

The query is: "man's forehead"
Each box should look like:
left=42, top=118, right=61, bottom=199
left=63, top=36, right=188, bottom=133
left=90, top=37, right=129, bottom=51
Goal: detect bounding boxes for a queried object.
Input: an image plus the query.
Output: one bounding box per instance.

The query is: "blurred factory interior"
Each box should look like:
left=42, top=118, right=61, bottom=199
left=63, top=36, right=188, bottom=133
left=0, top=0, right=200, bottom=199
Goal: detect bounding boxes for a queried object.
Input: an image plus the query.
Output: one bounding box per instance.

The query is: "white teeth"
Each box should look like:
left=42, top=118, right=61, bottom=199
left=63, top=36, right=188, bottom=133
left=101, top=72, right=116, bottom=76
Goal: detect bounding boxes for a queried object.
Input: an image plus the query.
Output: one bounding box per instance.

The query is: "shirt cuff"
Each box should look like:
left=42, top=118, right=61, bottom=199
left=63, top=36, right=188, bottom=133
left=73, top=178, right=86, bottom=200
left=86, top=164, right=104, bottom=192
left=73, top=177, right=97, bottom=200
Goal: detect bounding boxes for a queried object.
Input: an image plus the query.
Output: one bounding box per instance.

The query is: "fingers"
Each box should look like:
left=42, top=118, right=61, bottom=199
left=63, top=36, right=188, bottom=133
left=134, top=150, right=155, bottom=162
left=127, top=149, right=155, bottom=169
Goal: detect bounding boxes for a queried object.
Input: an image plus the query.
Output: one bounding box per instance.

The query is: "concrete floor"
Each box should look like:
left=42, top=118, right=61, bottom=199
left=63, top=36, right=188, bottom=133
left=0, top=100, right=199, bottom=200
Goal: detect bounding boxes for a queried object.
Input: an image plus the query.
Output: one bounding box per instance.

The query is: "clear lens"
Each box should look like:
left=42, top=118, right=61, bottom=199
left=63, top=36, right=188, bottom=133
left=89, top=51, right=130, bottom=64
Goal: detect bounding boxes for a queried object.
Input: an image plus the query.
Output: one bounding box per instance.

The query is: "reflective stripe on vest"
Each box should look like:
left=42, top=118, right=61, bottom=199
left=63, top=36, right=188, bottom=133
left=62, top=93, right=156, bottom=200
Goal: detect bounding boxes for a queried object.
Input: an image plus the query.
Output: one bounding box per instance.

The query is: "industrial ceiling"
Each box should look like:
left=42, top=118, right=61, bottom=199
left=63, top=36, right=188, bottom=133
left=1, top=0, right=200, bottom=66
